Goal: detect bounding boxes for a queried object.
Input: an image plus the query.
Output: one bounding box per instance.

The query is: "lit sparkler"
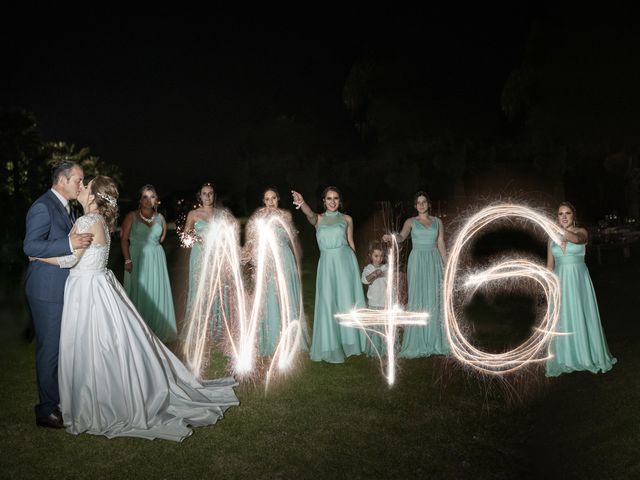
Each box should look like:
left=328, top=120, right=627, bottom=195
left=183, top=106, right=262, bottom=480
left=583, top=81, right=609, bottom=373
left=443, top=204, right=565, bottom=375
left=336, top=236, right=428, bottom=386
left=178, top=229, right=198, bottom=248
left=176, top=207, right=201, bottom=248
left=182, top=211, right=305, bottom=387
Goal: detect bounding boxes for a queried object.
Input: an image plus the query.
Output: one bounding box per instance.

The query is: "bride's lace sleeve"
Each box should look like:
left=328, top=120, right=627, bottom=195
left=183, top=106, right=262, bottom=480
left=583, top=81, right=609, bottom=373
left=57, top=214, right=99, bottom=268
left=57, top=253, right=79, bottom=268
left=75, top=214, right=100, bottom=233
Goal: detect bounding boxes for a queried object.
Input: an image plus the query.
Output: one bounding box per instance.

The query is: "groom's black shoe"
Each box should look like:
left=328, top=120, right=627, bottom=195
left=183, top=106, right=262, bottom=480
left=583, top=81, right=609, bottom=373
left=36, top=410, right=64, bottom=429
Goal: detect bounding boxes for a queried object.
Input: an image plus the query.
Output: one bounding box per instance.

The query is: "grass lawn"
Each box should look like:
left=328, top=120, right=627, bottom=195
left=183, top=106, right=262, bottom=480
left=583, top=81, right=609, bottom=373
left=0, top=229, right=638, bottom=479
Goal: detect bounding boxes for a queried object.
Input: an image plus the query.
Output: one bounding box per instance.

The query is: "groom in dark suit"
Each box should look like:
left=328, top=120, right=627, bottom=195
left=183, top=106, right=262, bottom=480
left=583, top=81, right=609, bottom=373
left=23, top=161, right=93, bottom=428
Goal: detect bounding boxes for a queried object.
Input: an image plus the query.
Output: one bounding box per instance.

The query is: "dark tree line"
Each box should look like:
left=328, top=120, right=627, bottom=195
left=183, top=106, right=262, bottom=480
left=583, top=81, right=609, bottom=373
left=206, top=9, right=639, bottom=225
left=4, top=7, right=639, bottom=244
left=0, top=109, right=122, bottom=267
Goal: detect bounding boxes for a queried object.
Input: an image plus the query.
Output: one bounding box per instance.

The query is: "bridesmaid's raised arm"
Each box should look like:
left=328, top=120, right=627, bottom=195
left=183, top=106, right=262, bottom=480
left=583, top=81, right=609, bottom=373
left=291, top=190, right=318, bottom=226
left=562, top=226, right=589, bottom=245
left=382, top=218, right=413, bottom=244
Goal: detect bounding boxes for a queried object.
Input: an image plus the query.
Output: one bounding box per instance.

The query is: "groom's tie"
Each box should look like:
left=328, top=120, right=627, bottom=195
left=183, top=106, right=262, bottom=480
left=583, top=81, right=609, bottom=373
left=68, top=204, right=76, bottom=223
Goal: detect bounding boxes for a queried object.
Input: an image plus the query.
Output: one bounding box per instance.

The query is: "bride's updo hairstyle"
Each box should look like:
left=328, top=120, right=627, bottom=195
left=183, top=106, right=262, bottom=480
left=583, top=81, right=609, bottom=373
left=91, top=176, right=119, bottom=231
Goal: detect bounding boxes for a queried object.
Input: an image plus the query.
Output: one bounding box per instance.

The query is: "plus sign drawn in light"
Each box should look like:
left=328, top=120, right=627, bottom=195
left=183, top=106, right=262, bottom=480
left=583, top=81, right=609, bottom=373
left=336, top=237, right=428, bottom=386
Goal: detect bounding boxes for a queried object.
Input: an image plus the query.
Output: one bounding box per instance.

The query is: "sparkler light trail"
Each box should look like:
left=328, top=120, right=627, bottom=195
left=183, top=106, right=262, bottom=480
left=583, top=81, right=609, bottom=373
left=443, top=204, right=566, bottom=375
left=336, top=236, right=428, bottom=386
left=181, top=211, right=305, bottom=387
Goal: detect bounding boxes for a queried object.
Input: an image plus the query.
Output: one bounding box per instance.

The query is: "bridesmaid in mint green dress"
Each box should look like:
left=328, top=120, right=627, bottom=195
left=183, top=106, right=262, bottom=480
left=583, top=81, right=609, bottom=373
left=384, top=191, right=448, bottom=357
left=243, top=187, right=309, bottom=356
left=546, top=202, right=616, bottom=376
left=121, top=184, right=177, bottom=342
left=184, top=184, right=215, bottom=307
left=183, top=183, right=227, bottom=338
left=292, top=187, right=367, bottom=363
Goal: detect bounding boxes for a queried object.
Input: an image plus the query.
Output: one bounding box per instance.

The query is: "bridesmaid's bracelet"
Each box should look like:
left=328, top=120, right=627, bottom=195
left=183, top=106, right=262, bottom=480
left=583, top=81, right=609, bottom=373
left=124, top=259, right=132, bottom=265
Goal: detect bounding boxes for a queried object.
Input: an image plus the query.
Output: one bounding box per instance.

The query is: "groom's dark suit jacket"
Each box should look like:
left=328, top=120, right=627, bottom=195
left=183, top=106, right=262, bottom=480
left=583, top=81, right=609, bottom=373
left=24, top=190, right=74, bottom=301
left=23, top=189, right=74, bottom=418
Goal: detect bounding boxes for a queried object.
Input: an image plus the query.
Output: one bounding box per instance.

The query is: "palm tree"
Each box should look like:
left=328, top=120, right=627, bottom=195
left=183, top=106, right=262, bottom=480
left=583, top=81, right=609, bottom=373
left=44, top=142, right=123, bottom=185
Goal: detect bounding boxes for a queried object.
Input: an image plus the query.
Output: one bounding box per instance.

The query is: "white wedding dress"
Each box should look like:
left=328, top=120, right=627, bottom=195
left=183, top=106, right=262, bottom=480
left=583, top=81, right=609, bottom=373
left=59, top=213, right=239, bottom=441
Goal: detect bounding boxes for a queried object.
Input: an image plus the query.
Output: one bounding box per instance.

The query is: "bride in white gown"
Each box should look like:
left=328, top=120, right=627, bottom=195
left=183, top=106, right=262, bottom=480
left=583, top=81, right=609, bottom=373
left=32, top=176, right=238, bottom=441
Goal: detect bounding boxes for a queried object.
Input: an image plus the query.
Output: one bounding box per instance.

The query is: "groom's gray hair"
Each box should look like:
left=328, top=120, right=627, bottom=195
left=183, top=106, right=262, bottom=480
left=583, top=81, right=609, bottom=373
left=51, top=160, right=80, bottom=185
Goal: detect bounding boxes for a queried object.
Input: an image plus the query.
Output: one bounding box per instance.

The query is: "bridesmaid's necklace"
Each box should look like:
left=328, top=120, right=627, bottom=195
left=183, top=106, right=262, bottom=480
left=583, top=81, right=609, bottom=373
left=139, top=209, right=155, bottom=224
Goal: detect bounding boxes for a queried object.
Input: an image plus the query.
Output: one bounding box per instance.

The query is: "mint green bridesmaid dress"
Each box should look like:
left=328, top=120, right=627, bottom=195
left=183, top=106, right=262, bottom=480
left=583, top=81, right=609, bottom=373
left=256, top=214, right=309, bottom=356
left=310, top=211, right=367, bottom=363
left=545, top=241, right=616, bottom=376
left=399, top=217, right=449, bottom=358
left=187, top=218, right=208, bottom=306
left=186, top=217, right=226, bottom=338
left=124, top=214, right=177, bottom=342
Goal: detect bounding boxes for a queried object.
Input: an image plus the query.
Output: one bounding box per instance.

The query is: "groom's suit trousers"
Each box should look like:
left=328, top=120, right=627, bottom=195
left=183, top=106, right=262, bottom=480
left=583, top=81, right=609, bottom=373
left=25, top=298, right=64, bottom=417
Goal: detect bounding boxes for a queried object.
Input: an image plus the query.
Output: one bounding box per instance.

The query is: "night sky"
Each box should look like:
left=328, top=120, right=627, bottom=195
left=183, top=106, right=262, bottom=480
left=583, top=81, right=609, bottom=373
left=2, top=6, right=537, bottom=201
left=3, top=9, right=640, bottom=479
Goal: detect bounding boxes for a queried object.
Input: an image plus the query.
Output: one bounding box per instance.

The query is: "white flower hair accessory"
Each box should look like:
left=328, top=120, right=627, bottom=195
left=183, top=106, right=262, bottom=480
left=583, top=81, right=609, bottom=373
left=96, top=191, right=117, bottom=207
